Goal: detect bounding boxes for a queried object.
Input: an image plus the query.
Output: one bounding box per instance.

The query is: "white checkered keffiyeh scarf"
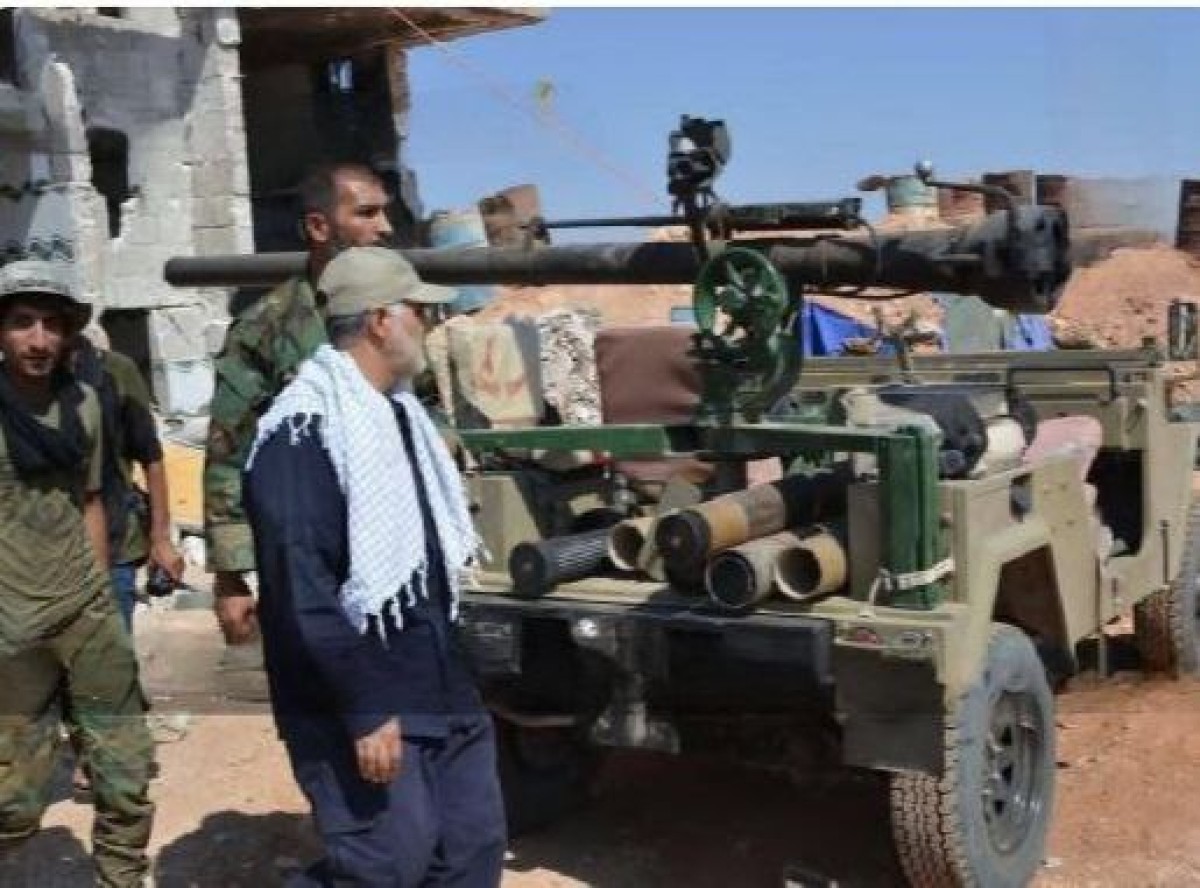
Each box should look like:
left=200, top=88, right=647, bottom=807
left=247, top=345, right=479, bottom=634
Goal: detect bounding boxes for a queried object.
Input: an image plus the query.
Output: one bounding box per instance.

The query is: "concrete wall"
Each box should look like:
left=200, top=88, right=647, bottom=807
left=0, top=7, right=252, bottom=413
left=0, top=8, right=495, bottom=415
left=241, top=46, right=418, bottom=251
left=0, top=50, right=98, bottom=302
left=1048, top=177, right=1180, bottom=242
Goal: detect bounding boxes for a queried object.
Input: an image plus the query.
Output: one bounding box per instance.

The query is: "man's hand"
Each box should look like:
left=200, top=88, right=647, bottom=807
left=149, top=536, right=186, bottom=584
left=355, top=717, right=402, bottom=785
left=213, top=571, right=259, bottom=644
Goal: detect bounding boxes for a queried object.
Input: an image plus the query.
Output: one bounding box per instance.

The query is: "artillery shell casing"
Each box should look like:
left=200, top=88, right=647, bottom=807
left=508, top=528, right=611, bottom=596
left=608, top=516, right=656, bottom=572
left=654, top=473, right=818, bottom=571
left=775, top=529, right=848, bottom=602
left=977, top=416, right=1027, bottom=474
left=706, top=530, right=809, bottom=612
left=607, top=515, right=671, bottom=582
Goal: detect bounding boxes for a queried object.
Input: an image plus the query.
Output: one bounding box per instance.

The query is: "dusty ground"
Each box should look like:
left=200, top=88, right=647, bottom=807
left=2, top=595, right=1199, bottom=888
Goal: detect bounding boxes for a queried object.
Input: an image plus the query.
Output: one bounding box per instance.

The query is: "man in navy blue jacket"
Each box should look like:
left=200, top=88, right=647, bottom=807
left=244, top=246, right=505, bottom=887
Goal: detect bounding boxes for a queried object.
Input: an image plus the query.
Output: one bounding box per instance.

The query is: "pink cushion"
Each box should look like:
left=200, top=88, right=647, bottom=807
left=1023, top=416, right=1104, bottom=481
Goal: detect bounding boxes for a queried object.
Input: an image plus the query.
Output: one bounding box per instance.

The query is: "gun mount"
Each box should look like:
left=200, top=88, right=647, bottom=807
left=166, top=116, right=1069, bottom=422
left=165, top=116, right=1069, bottom=310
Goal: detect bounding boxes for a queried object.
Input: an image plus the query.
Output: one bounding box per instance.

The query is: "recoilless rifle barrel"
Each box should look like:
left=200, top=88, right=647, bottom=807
left=164, top=206, right=1069, bottom=314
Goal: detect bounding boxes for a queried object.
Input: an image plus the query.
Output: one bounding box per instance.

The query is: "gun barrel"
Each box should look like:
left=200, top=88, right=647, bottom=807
left=539, top=215, right=682, bottom=230
left=163, top=206, right=1069, bottom=313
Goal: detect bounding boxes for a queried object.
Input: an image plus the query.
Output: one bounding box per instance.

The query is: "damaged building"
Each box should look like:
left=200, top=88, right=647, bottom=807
left=0, top=6, right=541, bottom=413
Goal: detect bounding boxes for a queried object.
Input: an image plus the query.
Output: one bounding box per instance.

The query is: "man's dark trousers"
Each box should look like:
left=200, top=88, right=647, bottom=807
left=284, top=713, right=506, bottom=887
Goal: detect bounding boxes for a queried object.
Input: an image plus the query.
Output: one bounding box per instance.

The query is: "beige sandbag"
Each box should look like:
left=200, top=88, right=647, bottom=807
left=443, top=317, right=544, bottom=429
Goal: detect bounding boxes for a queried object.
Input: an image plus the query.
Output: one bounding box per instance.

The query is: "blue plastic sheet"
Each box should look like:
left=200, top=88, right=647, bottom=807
left=1005, top=314, right=1054, bottom=351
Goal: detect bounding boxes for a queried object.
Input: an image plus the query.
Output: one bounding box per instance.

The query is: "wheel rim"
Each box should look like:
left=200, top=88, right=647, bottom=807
left=980, top=690, right=1046, bottom=854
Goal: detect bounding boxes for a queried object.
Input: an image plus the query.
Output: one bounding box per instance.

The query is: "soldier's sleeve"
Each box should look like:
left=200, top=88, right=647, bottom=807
left=204, top=322, right=270, bottom=574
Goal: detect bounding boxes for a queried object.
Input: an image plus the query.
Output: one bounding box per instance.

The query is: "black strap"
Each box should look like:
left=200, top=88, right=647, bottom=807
left=0, top=366, right=88, bottom=479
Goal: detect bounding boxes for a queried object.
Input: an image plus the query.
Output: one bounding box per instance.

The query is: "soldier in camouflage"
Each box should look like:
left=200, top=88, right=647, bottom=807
left=204, top=162, right=395, bottom=645
left=0, top=261, right=154, bottom=888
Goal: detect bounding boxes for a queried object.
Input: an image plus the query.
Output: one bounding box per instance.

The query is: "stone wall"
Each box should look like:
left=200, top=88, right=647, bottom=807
left=241, top=44, right=419, bottom=251
left=0, top=8, right=501, bottom=416
left=0, top=7, right=252, bottom=413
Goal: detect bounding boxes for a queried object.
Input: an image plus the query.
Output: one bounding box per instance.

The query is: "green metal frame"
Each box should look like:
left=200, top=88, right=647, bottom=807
left=460, top=421, right=942, bottom=608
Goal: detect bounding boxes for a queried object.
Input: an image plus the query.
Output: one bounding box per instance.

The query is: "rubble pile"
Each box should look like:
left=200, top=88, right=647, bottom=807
left=1050, top=245, right=1200, bottom=349
left=535, top=308, right=603, bottom=425
left=479, top=282, right=691, bottom=326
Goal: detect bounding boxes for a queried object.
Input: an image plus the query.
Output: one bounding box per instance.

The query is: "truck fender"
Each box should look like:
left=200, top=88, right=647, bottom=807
left=942, top=516, right=1059, bottom=700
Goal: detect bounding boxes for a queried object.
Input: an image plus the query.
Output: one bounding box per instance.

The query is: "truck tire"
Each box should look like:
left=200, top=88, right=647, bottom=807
left=1134, top=499, right=1200, bottom=677
left=890, top=624, right=1055, bottom=888
left=495, top=718, right=600, bottom=837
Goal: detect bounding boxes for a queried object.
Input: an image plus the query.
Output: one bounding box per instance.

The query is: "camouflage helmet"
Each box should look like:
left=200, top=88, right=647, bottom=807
left=0, top=260, right=92, bottom=330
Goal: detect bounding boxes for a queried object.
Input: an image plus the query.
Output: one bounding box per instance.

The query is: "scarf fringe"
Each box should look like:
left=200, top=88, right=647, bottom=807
left=247, top=346, right=480, bottom=636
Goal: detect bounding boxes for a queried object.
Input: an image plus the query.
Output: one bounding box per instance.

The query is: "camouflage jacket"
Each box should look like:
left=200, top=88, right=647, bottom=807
left=204, top=277, right=326, bottom=574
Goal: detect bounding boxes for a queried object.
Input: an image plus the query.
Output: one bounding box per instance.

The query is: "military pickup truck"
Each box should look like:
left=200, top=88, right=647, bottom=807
left=165, top=118, right=1200, bottom=887
left=457, top=336, right=1199, bottom=887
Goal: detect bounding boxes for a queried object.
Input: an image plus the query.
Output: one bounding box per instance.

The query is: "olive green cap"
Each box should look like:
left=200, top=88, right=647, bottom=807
left=318, top=246, right=456, bottom=319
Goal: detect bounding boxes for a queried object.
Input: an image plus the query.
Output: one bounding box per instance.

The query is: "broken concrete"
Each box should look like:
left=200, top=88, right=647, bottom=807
left=0, top=8, right=250, bottom=411
left=0, top=8, right=544, bottom=416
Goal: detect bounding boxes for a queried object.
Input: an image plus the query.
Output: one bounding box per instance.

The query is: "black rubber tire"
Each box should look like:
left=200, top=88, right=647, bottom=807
left=495, top=718, right=601, bottom=837
left=890, top=625, right=1056, bottom=888
left=1134, top=499, right=1200, bottom=677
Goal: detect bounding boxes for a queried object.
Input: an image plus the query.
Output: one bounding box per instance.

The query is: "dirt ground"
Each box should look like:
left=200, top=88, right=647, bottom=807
left=1, top=597, right=1199, bottom=888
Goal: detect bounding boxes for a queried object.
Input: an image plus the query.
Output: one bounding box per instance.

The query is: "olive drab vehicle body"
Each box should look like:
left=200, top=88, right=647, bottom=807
left=166, top=117, right=1200, bottom=887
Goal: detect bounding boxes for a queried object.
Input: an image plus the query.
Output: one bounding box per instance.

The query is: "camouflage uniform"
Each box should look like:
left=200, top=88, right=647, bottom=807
left=0, top=385, right=153, bottom=888
left=204, top=277, right=326, bottom=574
left=205, top=276, right=465, bottom=574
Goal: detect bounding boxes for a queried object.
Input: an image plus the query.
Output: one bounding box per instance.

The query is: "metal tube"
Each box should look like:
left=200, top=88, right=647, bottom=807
left=164, top=243, right=705, bottom=288
left=162, top=206, right=1069, bottom=313
left=165, top=252, right=309, bottom=289
left=539, top=215, right=682, bottom=230
left=705, top=530, right=808, bottom=612
left=608, top=516, right=655, bottom=572
left=654, top=472, right=840, bottom=574
left=508, top=528, right=611, bottom=596
left=775, top=529, right=848, bottom=602
left=608, top=514, right=676, bottom=582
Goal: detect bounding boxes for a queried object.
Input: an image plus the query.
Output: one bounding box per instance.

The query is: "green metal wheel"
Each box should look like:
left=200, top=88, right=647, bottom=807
left=691, top=247, right=798, bottom=421
left=692, top=247, right=789, bottom=360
